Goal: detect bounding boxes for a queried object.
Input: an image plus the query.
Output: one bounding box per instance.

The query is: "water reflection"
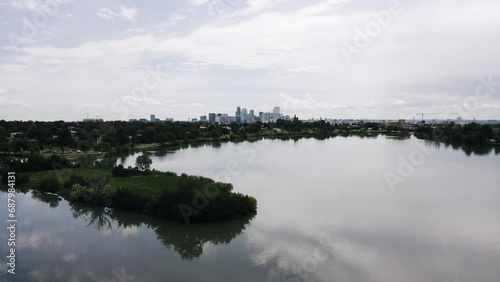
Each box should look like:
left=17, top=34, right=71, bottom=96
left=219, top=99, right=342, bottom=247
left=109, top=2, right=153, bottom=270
left=441, top=142, right=497, bottom=157
left=151, top=150, right=172, bottom=157
left=70, top=203, right=113, bottom=231
left=31, top=190, right=61, bottom=208
left=152, top=215, right=254, bottom=260
left=409, top=137, right=498, bottom=157
left=461, top=144, right=494, bottom=156
left=64, top=195, right=255, bottom=260
left=1, top=135, right=499, bottom=282
left=385, top=134, right=411, bottom=140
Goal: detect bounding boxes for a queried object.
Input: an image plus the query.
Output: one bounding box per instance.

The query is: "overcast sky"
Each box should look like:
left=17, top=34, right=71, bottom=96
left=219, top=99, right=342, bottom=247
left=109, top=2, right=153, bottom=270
left=0, top=0, right=499, bottom=121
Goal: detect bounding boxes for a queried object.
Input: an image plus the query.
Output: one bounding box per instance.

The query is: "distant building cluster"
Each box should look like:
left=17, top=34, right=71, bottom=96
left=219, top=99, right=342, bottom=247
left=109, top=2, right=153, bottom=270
left=118, top=111, right=500, bottom=125
left=125, top=107, right=291, bottom=124
left=126, top=106, right=290, bottom=124
left=128, top=115, right=174, bottom=123
left=82, top=118, right=104, bottom=123
left=196, top=106, right=291, bottom=124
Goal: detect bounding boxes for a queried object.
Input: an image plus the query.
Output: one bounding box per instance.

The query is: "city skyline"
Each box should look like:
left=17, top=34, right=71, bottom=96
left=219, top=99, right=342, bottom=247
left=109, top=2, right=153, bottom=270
left=127, top=104, right=498, bottom=125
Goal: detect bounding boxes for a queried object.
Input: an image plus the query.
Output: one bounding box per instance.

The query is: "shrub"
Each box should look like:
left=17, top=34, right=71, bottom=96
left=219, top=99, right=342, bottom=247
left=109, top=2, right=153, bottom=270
left=109, top=187, right=149, bottom=212
left=111, top=165, right=141, bottom=177
left=69, top=184, right=93, bottom=203
left=63, top=175, right=87, bottom=189
left=164, top=171, right=177, bottom=177
left=17, top=174, right=30, bottom=184
left=0, top=171, right=8, bottom=183
left=112, top=165, right=129, bottom=177
left=68, top=183, right=110, bottom=205
left=36, top=177, right=62, bottom=193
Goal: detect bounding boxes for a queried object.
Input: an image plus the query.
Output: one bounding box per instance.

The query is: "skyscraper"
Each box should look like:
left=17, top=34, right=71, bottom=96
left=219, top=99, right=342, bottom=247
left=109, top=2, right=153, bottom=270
left=150, top=114, right=156, bottom=123
left=236, top=107, right=241, bottom=124
left=208, top=113, right=216, bottom=123
left=242, top=108, right=248, bottom=123
left=249, top=109, right=255, bottom=123
left=273, top=107, right=280, bottom=120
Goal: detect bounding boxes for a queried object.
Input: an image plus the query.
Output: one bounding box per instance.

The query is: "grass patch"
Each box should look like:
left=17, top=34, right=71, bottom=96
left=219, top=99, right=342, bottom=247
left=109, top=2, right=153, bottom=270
left=21, top=168, right=179, bottom=198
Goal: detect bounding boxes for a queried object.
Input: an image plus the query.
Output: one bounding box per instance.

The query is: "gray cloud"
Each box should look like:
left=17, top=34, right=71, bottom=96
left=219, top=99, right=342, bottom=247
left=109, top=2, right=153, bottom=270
left=0, top=0, right=499, bottom=120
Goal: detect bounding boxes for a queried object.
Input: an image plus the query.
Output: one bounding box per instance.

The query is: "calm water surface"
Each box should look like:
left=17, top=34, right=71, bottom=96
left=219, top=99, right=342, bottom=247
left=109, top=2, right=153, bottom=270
left=1, top=136, right=500, bottom=282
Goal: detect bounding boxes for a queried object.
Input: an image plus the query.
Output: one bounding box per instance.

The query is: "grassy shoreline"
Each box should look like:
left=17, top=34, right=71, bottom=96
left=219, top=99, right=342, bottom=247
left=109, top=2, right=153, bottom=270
left=17, top=167, right=257, bottom=224
left=0, top=130, right=402, bottom=158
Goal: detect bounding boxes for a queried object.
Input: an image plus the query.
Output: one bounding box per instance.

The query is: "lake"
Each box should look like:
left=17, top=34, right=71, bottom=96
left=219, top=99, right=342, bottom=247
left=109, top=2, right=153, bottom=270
left=1, top=135, right=500, bottom=282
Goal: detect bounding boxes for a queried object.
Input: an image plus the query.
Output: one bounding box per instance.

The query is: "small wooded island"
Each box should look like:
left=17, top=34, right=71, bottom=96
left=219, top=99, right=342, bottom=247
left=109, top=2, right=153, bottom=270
left=1, top=154, right=257, bottom=224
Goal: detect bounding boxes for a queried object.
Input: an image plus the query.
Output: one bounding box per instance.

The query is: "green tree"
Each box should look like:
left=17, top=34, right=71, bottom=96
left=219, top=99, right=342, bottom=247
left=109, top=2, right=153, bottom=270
left=135, top=154, right=152, bottom=171
left=79, top=143, right=90, bottom=153
left=57, top=128, right=73, bottom=147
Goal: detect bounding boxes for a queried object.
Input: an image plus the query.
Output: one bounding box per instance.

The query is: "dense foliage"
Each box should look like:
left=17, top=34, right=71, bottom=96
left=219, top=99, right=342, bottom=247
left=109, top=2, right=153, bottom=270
left=148, top=174, right=257, bottom=223
left=36, top=177, right=62, bottom=193
left=111, top=164, right=142, bottom=177
left=5, top=153, right=76, bottom=173
left=415, top=123, right=499, bottom=145
left=0, top=119, right=406, bottom=155
left=0, top=171, right=29, bottom=184
left=23, top=170, right=258, bottom=223
left=135, top=154, right=152, bottom=171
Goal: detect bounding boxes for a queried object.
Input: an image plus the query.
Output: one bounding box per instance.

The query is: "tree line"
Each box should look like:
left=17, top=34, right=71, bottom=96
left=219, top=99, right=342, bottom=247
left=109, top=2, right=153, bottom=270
left=414, top=123, right=500, bottom=145
left=0, top=119, right=410, bottom=154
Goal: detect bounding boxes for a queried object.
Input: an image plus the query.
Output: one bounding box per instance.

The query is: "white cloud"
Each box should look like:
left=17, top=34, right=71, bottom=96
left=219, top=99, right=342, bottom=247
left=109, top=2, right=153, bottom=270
left=364, top=101, right=377, bottom=109
left=78, top=102, right=105, bottom=108
left=0, top=95, right=25, bottom=107
left=97, top=5, right=138, bottom=21
left=124, top=28, right=145, bottom=34
left=280, top=94, right=352, bottom=113
left=156, top=13, right=187, bottom=29
left=480, top=104, right=499, bottom=109
left=1, top=0, right=500, bottom=120
left=11, top=0, right=48, bottom=11
left=122, top=95, right=162, bottom=107
left=190, top=0, right=209, bottom=6
left=393, top=99, right=413, bottom=108
left=10, top=0, right=72, bottom=13
left=238, top=0, right=283, bottom=15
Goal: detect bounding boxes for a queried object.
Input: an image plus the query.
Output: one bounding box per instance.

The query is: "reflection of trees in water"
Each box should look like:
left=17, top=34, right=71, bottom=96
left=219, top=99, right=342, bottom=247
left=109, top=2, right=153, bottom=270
left=69, top=203, right=113, bottom=231
left=209, top=142, right=222, bottom=149
left=152, top=150, right=171, bottom=157
left=420, top=139, right=496, bottom=157
left=0, top=183, right=30, bottom=194
left=31, top=190, right=61, bottom=208
left=152, top=214, right=255, bottom=260
left=65, top=201, right=255, bottom=260
left=442, top=143, right=494, bottom=157
left=385, top=134, right=411, bottom=141
left=461, top=144, right=493, bottom=156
